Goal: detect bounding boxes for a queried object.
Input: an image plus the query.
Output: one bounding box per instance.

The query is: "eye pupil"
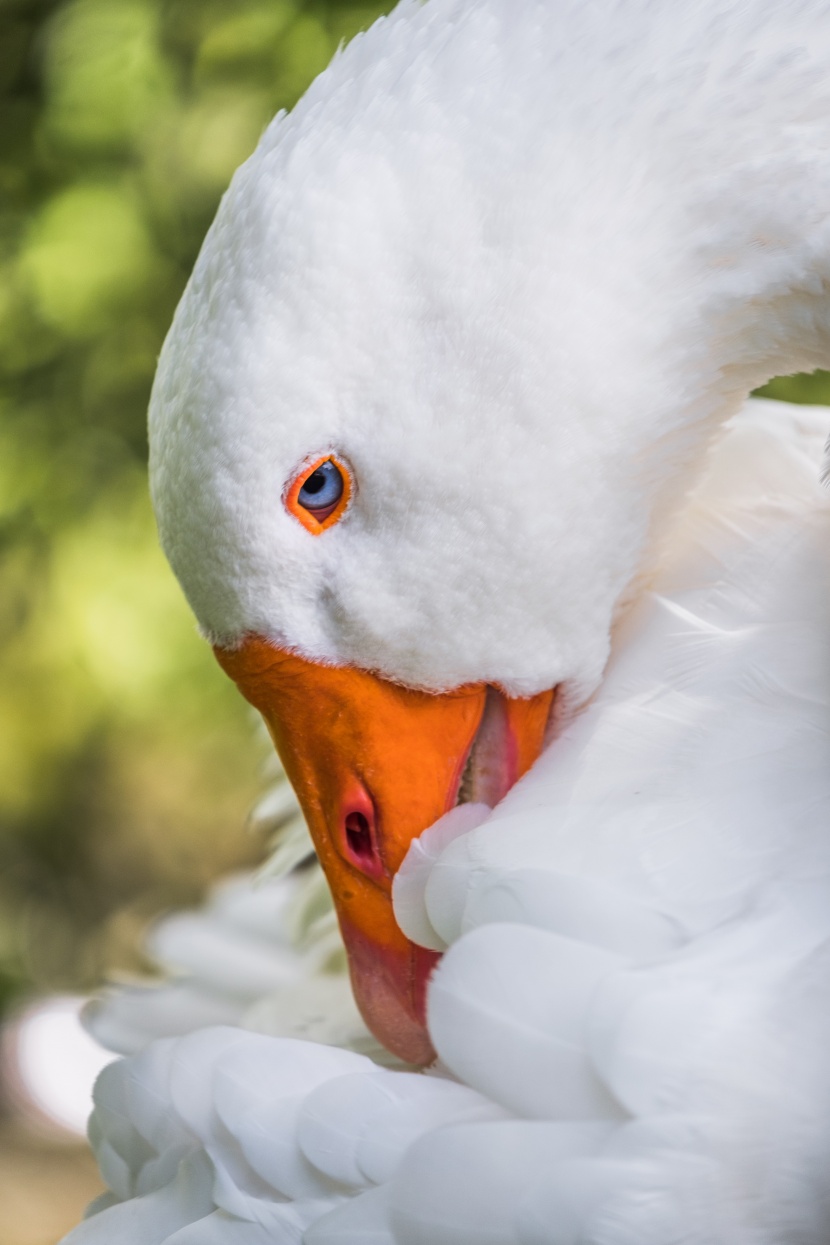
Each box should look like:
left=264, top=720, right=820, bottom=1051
left=297, top=459, right=344, bottom=514
left=303, top=470, right=327, bottom=496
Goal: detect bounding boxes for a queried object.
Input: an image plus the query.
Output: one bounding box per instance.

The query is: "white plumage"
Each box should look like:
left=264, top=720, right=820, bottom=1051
left=61, top=0, right=830, bottom=1237
left=65, top=400, right=830, bottom=1243
left=149, top=0, right=830, bottom=702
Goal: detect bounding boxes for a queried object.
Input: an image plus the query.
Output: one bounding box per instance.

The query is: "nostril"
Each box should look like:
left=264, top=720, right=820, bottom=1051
left=339, top=792, right=387, bottom=880
left=345, top=810, right=374, bottom=862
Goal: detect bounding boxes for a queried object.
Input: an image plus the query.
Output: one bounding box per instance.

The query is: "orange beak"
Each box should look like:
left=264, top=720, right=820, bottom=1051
left=215, top=636, right=554, bottom=1064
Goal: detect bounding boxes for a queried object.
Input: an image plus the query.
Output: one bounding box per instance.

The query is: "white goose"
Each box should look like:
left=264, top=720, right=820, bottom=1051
left=65, top=0, right=830, bottom=1240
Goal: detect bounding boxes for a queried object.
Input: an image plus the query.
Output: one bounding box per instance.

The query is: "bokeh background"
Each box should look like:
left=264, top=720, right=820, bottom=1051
left=0, top=2, right=393, bottom=1240
left=0, top=1, right=828, bottom=1240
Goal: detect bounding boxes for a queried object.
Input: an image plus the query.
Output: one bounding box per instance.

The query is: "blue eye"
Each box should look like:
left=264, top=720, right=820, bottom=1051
left=286, top=455, right=352, bottom=532
left=298, top=460, right=344, bottom=512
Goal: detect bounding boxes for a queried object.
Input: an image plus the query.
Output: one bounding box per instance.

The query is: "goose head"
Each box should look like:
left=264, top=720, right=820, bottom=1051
left=147, top=146, right=635, bottom=1064
left=149, top=1, right=830, bottom=1063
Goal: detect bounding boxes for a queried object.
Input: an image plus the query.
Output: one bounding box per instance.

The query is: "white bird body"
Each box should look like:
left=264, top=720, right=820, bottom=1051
left=61, top=0, right=830, bottom=1238
left=66, top=399, right=830, bottom=1243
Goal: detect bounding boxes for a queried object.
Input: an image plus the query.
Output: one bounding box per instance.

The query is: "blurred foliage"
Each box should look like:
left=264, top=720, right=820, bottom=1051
left=0, top=0, right=392, bottom=1020
left=0, top=0, right=827, bottom=1027
left=753, top=371, right=830, bottom=405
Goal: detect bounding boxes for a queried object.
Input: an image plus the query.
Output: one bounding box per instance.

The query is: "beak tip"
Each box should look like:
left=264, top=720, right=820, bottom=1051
left=340, top=915, right=441, bottom=1066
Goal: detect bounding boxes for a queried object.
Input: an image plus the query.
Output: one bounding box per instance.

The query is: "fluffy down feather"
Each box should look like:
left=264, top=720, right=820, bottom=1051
left=84, top=804, right=384, bottom=1060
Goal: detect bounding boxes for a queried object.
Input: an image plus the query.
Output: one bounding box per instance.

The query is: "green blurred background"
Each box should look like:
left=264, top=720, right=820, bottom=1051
left=0, top=0, right=828, bottom=1238
left=0, top=0, right=397, bottom=1030
left=0, top=2, right=395, bottom=1238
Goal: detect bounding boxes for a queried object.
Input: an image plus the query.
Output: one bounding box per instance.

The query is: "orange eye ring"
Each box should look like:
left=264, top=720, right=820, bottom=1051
left=284, top=454, right=353, bottom=535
